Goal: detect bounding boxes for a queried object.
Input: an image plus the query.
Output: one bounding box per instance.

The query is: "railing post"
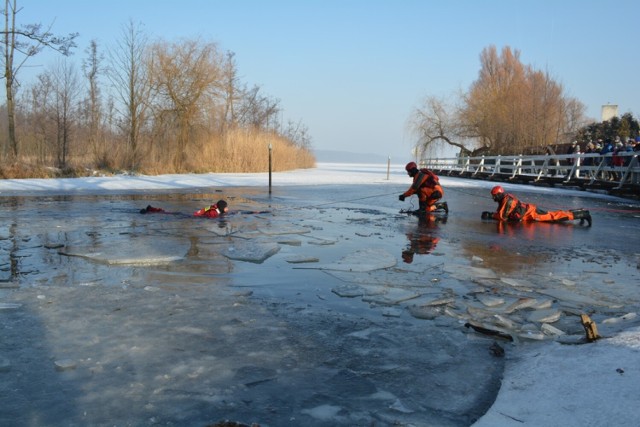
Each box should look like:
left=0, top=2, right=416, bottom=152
left=491, top=155, right=501, bottom=177
left=512, top=155, right=523, bottom=178
left=616, top=154, right=638, bottom=188
left=386, top=156, right=390, bottom=180
left=536, top=158, right=549, bottom=181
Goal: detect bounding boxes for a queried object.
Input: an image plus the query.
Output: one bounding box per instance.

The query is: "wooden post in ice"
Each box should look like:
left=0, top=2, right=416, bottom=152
left=268, top=143, right=273, bottom=194
left=386, top=156, right=391, bottom=180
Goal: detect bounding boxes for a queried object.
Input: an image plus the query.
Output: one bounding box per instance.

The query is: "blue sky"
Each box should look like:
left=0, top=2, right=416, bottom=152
left=16, top=0, right=640, bottom=160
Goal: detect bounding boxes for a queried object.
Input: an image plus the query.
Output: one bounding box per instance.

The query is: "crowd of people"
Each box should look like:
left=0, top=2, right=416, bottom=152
left=571, top=136, right=639, bottom=179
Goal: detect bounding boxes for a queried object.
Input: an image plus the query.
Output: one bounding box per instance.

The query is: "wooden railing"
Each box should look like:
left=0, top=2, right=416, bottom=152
left=421, top=151, right=640, bottom=196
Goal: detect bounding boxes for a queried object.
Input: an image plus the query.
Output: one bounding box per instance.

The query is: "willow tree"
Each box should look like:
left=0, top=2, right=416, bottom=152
left=409, top=95, right=469, bottom=158
left=411, top=45, right=586, bottom=157
left=460, top=45, right=585, bottom=154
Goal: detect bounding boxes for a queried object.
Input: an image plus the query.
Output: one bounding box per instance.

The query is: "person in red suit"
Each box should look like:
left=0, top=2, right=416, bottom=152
left=399, top=162, right=448, bottom=214
left=140, top=199, right=228, bottom=218
left=193, top=200, right=228, bottom=218
left=481, top=186, right=591, bottom=226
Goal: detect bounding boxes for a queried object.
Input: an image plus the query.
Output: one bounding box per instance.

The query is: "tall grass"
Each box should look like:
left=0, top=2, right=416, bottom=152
left=141, top=128, right=315, bottom=174
left=0, top=128, right=316, bottom=178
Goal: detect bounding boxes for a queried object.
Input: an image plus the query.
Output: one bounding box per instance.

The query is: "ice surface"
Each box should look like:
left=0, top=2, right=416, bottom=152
left=1, top=165, right=639, bottom=426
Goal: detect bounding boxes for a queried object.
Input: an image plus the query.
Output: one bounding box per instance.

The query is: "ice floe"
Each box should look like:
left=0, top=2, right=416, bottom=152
left=222, top=242, right=281, bottom=263
left=308, top=248, right=396, bottom=272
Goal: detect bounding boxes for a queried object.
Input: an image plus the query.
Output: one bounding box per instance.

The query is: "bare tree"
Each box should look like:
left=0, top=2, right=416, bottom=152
left=107, top=20, right=150, bottom=171
left=283, top=118, right=312, bottom=149
left=235, top=84, right=280, bottom=130
left=23, top=72, right=54, bottom=163
left=51, top=58, right=79, bottom=168
left=148, top=38, right=222, bottom=170
left=409, top=95, right=472, bottom=156
left=220, top=50, right=241, bottom=134
left=1, top=0, right=77, bottom=159
left=82, top=39, right=105, bottom=165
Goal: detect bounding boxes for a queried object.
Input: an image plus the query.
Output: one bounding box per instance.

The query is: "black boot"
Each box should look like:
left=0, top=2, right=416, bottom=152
left=571, top=209, right=592, bottom=227
left=435, top=201, right=449, bottom=214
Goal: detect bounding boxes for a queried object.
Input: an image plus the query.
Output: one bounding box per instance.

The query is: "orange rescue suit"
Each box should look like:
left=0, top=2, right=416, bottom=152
left=402, top=169, right=444, bottom=212
left=493, top=193, right=574, bottom=222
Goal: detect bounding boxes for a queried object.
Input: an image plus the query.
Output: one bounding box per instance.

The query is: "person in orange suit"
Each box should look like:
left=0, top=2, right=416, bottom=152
left=481, top=186, right=591, bottom=226
left=399, top=162, right=448, bottom=214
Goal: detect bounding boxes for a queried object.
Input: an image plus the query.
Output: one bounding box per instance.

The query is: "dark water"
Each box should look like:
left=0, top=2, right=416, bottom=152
left=1, top=181, right=639, bottom=426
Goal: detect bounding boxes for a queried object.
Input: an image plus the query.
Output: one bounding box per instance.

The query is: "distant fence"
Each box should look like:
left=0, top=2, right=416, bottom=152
left=421, top=152, right=640, bottom=199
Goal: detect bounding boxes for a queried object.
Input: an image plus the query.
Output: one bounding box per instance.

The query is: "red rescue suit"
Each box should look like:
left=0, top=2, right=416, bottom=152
left=193, top=203, right=225, bottom=218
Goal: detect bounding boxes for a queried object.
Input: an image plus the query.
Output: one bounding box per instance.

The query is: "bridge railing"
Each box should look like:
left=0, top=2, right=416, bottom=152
left=421, top=151, right=640, bottom=189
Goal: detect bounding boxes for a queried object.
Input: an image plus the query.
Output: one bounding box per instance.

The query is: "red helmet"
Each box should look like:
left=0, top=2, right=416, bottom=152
left=405, top=162, right=418, bottom=172
left=491, top=185, right=505, bottom=199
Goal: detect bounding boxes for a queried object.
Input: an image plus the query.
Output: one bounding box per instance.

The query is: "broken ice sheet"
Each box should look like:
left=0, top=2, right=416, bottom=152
left=527, top=309, right=562, bottom=323
left=500, top=277, right=535, bottom=289
left=407, top=304, right=444, bottom=320
left=309, top=248, right=397, bottom=272
left=222, top=242, right=280, bottom=263
left=443, top=264, right=499, bottom=280
left=285, top=255, right=319, bottom=264
left=257, top=225, right=311, bottom=235
left=59, top=239, right=185, bottom=265
left=277, top=239, right=302, bottom=246
left=331, top=284, right=364, bottom=297
left=476, top=294, right=505, bottom=307
left=362, top=287, right=421, bottom=305
left=324, top=268, right=429, bottom=288
left=539, top=288, right=603, bottom=307
left=306, top=237, right=338, bottom=245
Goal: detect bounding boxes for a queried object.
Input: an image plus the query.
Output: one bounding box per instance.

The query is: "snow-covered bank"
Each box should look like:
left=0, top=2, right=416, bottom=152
left=0, top=163, right=631, bottom=205
left=0, top=163, right=408, bottom=195
left=472, top=328, right=640, bottom=427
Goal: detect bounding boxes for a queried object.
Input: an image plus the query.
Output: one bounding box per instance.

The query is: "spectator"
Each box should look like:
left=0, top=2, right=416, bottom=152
left=625, top=139, right=635, bottom=166
left=545, top=145, right=560, bottom=175
left=599, top=139, right=614, bottom=180
left=583, top=142, right=595, bottom=176
left=611, top=142, right=625, bottom=180
left=567, top=141, right=580, bottom=165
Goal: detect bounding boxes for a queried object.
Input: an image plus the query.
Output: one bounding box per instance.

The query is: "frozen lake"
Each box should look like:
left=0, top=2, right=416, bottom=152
left=1, top=169, right=639, bottom=426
